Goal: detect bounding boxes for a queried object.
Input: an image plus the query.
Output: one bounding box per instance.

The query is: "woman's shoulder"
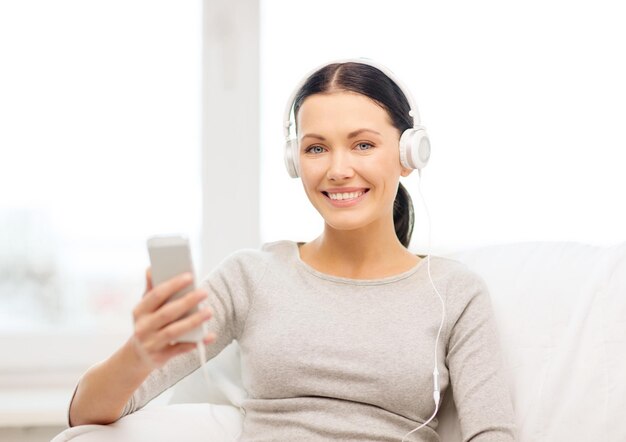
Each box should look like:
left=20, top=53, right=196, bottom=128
left=214, top=239, right=296, bottom=270
left=260, top=239, right=298, bottom=255
left=424, top=255, right=491, bottom=307
left=198, top=240, right=296, bottom=288
left=423, top=254, right=483, bottom=282
left=226, top=239, right=296, bottom=259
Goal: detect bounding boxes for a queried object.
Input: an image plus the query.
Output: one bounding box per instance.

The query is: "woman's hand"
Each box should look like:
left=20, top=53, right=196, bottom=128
left=130, top=268, right=216, bottom=370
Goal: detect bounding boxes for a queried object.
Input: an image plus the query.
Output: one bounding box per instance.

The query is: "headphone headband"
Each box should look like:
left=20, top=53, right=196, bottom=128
left=282, top=57, right=422, bottom=141
left=282, top=57, right=430, bottom=178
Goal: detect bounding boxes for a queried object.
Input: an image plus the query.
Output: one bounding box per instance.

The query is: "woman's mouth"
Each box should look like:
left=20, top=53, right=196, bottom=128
left=321, top=189, right=370, bottom=207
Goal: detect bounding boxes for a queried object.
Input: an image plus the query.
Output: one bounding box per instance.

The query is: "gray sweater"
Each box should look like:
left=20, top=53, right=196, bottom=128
left=118, top=240, right=516, bottom=441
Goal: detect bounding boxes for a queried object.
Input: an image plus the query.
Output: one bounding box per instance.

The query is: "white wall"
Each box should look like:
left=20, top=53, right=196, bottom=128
left=1, top=0, right=624, bottom=435
left=259, top=0, right=626, bottom=254
left=202, top=0, right=260, bottom=274
left=0, top=1, right=211, bottom=434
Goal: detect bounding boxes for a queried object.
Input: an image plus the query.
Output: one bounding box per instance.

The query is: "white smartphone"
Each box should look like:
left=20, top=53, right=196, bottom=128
left=146, top=235, right=205, bottom=343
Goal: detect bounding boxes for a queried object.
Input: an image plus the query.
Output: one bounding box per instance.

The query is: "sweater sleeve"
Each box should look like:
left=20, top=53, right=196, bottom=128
left=66, top=248, right=266, bottom=426
left=445, top=271, right=517, bottom=441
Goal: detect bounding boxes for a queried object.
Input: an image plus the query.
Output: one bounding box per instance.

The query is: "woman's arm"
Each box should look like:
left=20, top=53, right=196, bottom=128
left=68, top=270, right=214, bottom=426
left=446, top=272, right=517, bottom=441
left=68, top=337, right=153, bottom=426
left=67, top=248, right=262, bottom=427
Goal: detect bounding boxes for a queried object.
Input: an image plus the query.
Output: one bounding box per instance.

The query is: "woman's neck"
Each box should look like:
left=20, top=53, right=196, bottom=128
left=299, top=222, right=420, bottom=279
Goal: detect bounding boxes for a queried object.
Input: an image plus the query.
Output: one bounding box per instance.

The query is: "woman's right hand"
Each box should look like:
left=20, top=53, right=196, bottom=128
left=129, top=268, right=216, bottom=370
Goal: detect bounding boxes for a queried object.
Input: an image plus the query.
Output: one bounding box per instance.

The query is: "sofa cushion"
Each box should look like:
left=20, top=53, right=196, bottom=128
left=446, top=241, right=626, bottom=441
left=53, top=241, right=626, bottom=442
left=51, top=404, right=244, bottom=442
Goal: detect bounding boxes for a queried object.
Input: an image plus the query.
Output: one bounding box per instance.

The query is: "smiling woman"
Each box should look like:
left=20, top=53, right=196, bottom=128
left=261, top=1, right=626, bottom=252
left=297, top=91, right=411, bottom=248
left=289, top=61, right=425, bottom=278
left=272, top=59, right=514, bottom=439
left=66, top=58, right=515, bottom=442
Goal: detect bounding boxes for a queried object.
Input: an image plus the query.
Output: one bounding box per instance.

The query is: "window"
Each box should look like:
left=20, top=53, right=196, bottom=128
left=0, top=1, right=202, bottom=338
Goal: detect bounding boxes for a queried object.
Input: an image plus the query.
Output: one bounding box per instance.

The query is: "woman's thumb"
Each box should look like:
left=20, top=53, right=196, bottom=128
left=144, top=267, right=153, bottom=294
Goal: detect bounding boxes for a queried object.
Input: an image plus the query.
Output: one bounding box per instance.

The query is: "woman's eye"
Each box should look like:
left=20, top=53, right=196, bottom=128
left=356, top=142, right=373, bottom=151
left=306, top=145, right=325, bottom=154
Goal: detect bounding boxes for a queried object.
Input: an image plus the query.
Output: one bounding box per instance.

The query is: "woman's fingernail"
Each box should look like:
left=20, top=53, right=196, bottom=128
left=182, top=272, right=193, bottom=282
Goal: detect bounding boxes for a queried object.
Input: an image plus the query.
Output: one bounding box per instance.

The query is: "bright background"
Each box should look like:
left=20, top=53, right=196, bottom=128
left=260, top=0, right=626, bottom=254
left=3, top=0, right=624, bottom=336
left=0, top=0, right=624, bottom=438
left=0, top=1, right=203, bottom=333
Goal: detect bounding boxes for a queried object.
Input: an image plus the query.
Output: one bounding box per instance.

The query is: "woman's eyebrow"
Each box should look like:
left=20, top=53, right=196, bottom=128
left=301, top=133, right=326, bottom=141
left=347, top=128, right=382, bottom=138
left=301, top=128, right=382, bottom=141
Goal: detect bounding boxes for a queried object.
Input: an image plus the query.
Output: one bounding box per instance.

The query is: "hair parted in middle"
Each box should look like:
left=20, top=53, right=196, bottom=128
left=292, top=62, right=415, bottom=248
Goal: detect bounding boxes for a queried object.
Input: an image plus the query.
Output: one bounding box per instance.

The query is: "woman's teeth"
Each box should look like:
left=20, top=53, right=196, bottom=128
left=328, top=191, right=364, bottom=201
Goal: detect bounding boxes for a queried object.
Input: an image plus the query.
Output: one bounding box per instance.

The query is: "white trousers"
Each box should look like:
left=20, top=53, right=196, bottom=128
left=52, top=404, right=245, bottom=442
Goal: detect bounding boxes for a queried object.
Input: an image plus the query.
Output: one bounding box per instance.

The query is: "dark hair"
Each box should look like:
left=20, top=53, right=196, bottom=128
left=292, top=62, right=415, bottom=248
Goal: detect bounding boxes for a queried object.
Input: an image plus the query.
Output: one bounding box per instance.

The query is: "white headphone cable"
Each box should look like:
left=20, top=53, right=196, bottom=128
left=401, top=169, right=446, bottom=441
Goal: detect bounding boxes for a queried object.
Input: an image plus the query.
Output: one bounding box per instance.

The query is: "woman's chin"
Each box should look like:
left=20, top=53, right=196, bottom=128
left=321, top=216, right=374, bottom=233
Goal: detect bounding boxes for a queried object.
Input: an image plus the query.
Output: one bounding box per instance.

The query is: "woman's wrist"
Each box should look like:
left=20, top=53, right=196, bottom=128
left=119, top=336, right=156, bottom=380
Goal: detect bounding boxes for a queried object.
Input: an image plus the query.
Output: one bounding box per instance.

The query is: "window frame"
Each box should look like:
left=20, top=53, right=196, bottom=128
left=0, top=0, right=260, bottom=397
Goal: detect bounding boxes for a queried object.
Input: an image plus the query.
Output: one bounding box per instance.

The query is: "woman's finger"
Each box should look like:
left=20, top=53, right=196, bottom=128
left=134, top=272, right=193, bottom=317
left=153, top=307, right=213, bottom=346
left=149, top=289, right=209, bottom=331
left=159, top=342, right=198, bottom=361
left=155, top=338, right=215, bottom=366
left=132, top=336, right=195, bottom=369
left=144, top=267, right=153, bottom=295
left=132, top=328, right=218, bottom=370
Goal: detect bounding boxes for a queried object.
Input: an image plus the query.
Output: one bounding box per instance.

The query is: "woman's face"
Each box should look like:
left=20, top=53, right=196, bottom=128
left=296, top=90, right=412, bottom=233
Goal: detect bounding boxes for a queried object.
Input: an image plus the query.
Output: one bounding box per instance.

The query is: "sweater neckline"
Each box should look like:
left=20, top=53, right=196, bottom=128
left=290, top=241, right=429, bottom=286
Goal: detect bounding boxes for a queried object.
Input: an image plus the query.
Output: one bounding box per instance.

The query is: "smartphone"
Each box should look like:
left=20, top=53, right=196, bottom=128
left=146, top=235, right=205, bottom=343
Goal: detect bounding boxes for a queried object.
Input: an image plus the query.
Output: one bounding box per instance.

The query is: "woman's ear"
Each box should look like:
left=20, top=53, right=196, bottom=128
left=400, top=167, right=413, bottom=178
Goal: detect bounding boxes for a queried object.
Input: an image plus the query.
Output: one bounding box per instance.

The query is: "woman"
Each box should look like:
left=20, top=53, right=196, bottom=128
left=68, top=59, right=516, bottom=441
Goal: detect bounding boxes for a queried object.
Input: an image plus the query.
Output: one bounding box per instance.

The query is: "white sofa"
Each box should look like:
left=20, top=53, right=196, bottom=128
left=53, top=241, right=626, bottom=441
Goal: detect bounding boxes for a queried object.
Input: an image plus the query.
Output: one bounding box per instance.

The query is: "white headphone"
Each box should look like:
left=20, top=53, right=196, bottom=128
left=282, top=59, right=444, bottom=440
left=282, top=57, right=431, bottom=179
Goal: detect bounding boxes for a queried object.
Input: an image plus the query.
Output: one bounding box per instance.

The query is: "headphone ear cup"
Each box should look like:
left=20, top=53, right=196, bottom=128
left=399, top=127, right=431, bottom=170
left=284, top=138, right=300, bottom=178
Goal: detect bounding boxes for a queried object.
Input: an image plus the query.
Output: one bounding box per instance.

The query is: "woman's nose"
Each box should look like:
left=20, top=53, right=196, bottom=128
left=326, top=151, right=354, bottom=181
